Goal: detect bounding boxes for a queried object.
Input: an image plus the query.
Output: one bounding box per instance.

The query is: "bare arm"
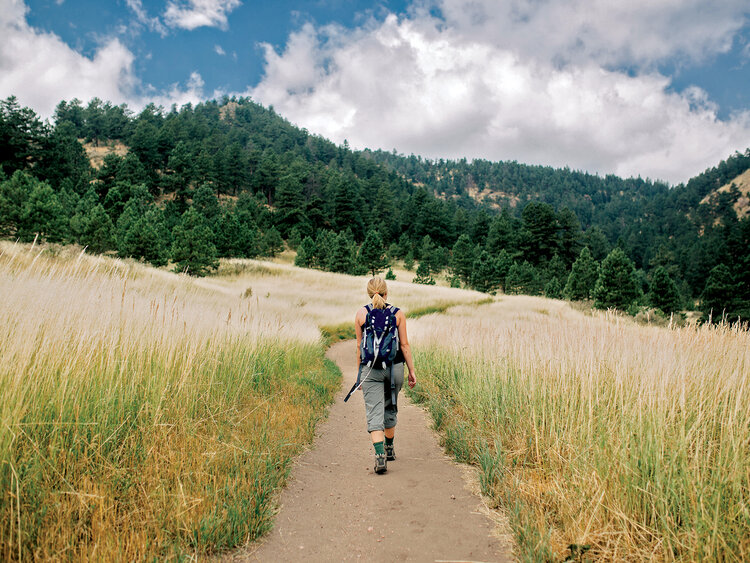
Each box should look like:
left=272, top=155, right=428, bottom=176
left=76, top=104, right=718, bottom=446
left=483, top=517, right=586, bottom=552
left=354, top=307, right=366, bottom=367
left=396, top=310, right=416, bottom=388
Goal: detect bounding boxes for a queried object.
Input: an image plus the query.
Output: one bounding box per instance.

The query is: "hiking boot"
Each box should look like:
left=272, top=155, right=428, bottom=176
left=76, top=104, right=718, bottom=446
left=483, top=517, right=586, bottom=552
left=385, top=443, right=396, bottom=461
left=374, top=453, right=387, bottom=474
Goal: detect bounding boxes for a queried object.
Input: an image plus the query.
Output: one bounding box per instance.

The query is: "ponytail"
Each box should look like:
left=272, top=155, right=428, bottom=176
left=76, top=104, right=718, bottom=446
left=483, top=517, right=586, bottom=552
left=366, top=277, right=388, bottom=309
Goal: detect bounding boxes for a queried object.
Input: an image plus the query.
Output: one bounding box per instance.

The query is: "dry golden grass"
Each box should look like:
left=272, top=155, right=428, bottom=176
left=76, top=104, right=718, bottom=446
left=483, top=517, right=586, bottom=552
left=81, top=140, right=129, bottom=170
left=11, top=239, right=742, bottom=561
left=0, top=242, right=336, bottom=560
left=0, top=241, right=485, bottom=560
left=212, top=257, right=486, bottom=327
left=409, top=295, right=750, bottom=561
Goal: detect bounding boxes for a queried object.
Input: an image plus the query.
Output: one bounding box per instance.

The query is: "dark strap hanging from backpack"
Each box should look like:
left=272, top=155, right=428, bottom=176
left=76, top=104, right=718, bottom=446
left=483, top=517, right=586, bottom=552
left=388, top=363, right=397, bottom=412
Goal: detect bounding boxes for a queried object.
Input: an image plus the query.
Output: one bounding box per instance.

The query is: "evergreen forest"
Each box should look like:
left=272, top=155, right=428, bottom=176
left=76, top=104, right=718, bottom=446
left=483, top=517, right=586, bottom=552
left=1, top=95, right=748, bottom=322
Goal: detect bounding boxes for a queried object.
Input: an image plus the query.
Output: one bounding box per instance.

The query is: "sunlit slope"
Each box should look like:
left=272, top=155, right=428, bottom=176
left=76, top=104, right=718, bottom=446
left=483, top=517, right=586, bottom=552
left=0, top=241, right=487, bottom=560
left=701, top=167, right=750, bottom=219
left=0, top=242, right=334, bottom=560
left=207, top=258, right=488, bottom=327
left=409, top=295, right=750, bottom=561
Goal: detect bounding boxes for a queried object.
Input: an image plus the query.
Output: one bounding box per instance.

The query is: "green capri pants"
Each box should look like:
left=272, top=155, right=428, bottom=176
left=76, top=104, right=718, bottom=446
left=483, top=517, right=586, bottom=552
left=360, top=362, right=405, bottom=432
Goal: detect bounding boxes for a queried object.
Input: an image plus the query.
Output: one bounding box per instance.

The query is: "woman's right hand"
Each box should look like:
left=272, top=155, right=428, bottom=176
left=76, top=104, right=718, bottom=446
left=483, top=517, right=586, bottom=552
left=407, top=371, right=416, bottom=389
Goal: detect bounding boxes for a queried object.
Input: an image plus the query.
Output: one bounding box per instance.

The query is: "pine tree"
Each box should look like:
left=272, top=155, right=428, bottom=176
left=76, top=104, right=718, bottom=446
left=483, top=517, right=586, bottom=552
left=327, top=232, right=356, bottom=274
left=397, top=233, right=411, bottom=258
left=260, top=227, right=284, bottom=257
left=165, top=141, right=194, bottom=204
left=582, top=226, right=610, bottom=261
left=564, top=247, right=599, bottom=300
left=451, top=234, right=476, bottom=285
left=171, top=208, right=218, bottom=276
left=403, top=251, right=415, bottom=271
left=294, top=236, right=317, bottom=268
left=254, top=150, right=280, bottom=204
left=275, top=173, right=307, bottom=237
left=505, top=261, right=542, bottom=295
left=699, top=264, right=736, bottom=322
left=486, top=208, right=519, bottom=257
left=470, top=250, right=501, bottom=293
left=20, top=181, right=67, bottom=242
left=495, top=250, right=514, bottom=293
left=544, top=276, right=563, bottom=299
left=385, top=268, right=396, bottom=281
left=413, top=260, right=436, bottom=285
left=358, top=229, right=389, bottom=276
left=222, top=142, right=248, bottom=195
left=116, top=153, right=151, bottom=190
left=121, top=208, right=170, bottom=266
left=593, top=248, right=641, bottom=310
left=648, top=266, right=682, bottom=314
left=215, top=212, right=257, bottom=258
left=287, top=227, right=302, bottom=250
left=332, top=176, right=365, bottom=236
left=78, top=204, right=115, bottom=253
left=372, top=185, right=396, bottom=239
left=0, top=170, right=33, bottom=237
left=314, top=230, right=336, bottom=269
left=419, top=235, right=436, bottom=271
left=192, top=183, right=221, bottom=224
left=521, top=201, right=558, bottom=265
left=556, top=207, right=582, bottom=266
left=545, top=254, right=568, bottom=286
left=129, top=120, right=160, bottom=188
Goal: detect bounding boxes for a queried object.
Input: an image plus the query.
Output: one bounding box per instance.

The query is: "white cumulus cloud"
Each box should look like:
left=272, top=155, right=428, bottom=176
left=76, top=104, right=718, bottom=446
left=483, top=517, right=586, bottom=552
left=163, top=0, right=242, bottom=31
left=425, top=0, right=748, bottom=67
left=0, top=1, right=209, bottom=117
left=250, top=6, right=750, bottom=183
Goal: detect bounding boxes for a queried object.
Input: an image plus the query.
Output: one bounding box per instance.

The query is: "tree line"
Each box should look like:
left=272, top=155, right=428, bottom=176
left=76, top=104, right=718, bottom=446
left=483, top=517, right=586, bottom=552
left=0, top=95, right=748, bottom=322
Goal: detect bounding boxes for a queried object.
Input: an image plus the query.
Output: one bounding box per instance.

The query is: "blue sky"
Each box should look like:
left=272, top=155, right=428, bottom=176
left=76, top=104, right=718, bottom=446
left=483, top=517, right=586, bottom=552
left=24, top=0, right=411, bottom=102
left=2, top=0, right=749, bottom=183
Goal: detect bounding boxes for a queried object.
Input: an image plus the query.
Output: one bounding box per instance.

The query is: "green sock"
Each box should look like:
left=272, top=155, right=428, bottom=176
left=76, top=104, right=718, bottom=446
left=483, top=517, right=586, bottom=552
left=373, top=441, right=385, bottom=455
left=385, top=436, right=394, bottom=446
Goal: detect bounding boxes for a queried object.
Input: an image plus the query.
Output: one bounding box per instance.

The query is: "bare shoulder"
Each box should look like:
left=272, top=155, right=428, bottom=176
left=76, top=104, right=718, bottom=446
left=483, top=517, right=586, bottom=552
left=355, top=306, right=368, bottom=323
left=395, top=308, right=406, bottom=324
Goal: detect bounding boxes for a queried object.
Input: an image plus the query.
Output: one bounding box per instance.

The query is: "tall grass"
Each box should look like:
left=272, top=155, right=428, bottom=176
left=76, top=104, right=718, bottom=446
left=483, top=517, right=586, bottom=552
left=213, top=257, right=488, bottom=327
left=0, top=243, right=338, bottom=560
left=409, top=296, right=750, bottom=561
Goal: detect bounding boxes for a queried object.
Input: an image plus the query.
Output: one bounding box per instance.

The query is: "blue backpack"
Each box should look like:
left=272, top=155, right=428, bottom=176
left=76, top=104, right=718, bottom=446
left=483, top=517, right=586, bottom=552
left=360, top=304, right=400, bottom=369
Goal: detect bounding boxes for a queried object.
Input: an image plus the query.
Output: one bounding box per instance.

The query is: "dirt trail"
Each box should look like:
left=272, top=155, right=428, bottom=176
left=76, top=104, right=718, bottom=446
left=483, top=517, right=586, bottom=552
left=232, top=340, right=513, bottom=562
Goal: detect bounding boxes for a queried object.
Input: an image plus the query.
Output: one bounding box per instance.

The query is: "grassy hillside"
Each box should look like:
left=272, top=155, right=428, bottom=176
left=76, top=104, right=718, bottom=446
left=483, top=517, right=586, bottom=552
left=701, top=168, right=750, bottom=220
left=0, top=241, right=485, bottom=560
left=408, top=297, right=750, bottom=561
left=0, top=242, right=337, bottom=559
left=2, top=95, right=749, bottom=317
left=1, top=239, right=747, bottom=560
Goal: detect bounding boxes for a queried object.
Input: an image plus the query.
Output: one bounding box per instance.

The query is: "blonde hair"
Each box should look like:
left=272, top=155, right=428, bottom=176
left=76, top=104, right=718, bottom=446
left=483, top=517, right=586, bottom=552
left=367, top=277, right=388, bottom=309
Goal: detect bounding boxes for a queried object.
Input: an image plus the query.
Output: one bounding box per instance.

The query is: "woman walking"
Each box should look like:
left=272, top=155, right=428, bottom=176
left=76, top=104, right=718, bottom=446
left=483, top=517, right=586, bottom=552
left=354, top=277, right=416, bottom=474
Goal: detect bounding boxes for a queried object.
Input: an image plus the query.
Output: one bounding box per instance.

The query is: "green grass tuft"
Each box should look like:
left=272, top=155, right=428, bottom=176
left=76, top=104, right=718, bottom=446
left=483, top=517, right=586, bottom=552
left=319, top=322, right=356, bottom=347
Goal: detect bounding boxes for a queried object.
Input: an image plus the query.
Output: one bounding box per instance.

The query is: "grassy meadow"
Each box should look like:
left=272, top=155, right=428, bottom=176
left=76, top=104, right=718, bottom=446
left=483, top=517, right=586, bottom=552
left=0, top=241, right=485, bottom=560
left=0, top=242, right=339, bottom=560
left=408, top=297, right=750, bottom=561
left=3, top=240, right=747, bottom=562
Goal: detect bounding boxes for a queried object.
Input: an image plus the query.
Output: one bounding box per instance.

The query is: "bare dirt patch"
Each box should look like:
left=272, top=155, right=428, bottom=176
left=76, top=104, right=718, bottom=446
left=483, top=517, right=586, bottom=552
left=82, top=139, right=129, bottom=169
